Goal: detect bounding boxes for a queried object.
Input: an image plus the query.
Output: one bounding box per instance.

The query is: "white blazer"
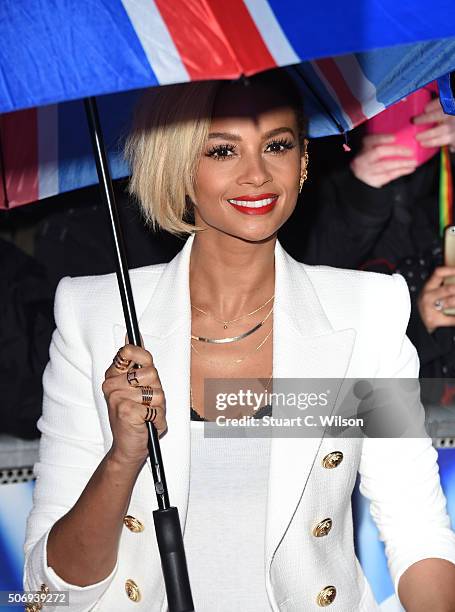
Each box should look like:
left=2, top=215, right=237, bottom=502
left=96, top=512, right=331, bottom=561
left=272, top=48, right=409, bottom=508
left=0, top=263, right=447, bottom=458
left=24, top=233, right=455, bottom=612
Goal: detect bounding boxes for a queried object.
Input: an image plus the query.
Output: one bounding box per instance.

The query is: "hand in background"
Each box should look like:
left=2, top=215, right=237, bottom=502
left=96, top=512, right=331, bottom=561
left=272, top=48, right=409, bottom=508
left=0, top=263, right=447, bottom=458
left=417, top=267, right=455, bottom=334
left=414, top=98, right=455, bottom=152
left=350, top=134, right=417, bottom=188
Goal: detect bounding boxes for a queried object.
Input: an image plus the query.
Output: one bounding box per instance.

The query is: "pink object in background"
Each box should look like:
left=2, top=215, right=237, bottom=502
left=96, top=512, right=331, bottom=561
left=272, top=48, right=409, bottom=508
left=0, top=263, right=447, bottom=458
left=366, top=83, right=439, bottom=166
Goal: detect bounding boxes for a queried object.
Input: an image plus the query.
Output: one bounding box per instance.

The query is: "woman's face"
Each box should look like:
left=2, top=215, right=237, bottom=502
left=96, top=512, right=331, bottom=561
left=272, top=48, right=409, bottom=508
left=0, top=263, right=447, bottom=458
left=192, top=80, right=306, bottom=242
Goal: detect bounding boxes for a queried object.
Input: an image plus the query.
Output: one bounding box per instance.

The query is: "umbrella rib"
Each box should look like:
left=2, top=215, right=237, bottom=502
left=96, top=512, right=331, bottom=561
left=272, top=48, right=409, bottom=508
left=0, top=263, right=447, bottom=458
left=290, top=64, right=346, bottom=138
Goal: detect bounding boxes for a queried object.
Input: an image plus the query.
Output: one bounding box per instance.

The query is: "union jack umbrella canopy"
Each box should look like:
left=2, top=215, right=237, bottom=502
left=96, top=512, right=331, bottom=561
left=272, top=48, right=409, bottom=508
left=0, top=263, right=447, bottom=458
left=1, top=0, right=455, bottom=209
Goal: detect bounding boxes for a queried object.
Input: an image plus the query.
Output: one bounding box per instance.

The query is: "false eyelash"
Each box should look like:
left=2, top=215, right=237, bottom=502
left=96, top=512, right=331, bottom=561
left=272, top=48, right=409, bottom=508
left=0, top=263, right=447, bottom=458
left=206, top=138, right=295, bottom=160
left=206, top=143, right=237, bottom=159
left=270, top=137, right=295, bottom=151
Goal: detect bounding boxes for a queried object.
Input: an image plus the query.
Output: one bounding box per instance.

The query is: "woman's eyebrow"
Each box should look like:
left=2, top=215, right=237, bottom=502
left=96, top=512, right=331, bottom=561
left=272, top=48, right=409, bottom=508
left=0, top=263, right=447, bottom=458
left=208, top=127, right=295, bottom=141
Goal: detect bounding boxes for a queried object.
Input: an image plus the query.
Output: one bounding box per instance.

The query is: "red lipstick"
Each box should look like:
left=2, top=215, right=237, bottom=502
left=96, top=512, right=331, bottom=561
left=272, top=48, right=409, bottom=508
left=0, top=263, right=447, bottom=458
left=227, top=193, right=279, bottom=215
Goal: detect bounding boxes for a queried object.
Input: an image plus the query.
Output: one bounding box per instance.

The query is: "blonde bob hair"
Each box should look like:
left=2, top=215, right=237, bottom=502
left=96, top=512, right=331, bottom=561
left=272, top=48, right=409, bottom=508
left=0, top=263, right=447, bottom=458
left=124, top=68, right=306, bottom=237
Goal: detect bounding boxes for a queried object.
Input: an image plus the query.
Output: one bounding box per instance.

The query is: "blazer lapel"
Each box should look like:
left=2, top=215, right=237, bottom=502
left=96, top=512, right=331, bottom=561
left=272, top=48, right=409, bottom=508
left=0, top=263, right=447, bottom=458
left=265, top=242, right=356, bottom=579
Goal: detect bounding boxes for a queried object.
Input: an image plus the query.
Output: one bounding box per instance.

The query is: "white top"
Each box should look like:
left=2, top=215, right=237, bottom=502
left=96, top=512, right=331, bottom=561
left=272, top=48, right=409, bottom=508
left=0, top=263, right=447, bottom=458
left=184, top=420, right=272, bottom=611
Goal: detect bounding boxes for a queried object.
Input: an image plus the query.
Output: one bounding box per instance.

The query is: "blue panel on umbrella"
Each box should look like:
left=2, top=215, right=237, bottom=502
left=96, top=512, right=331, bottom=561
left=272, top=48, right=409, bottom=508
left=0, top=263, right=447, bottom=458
left=58, top=92, right=134, bottom=193
left=0, top=0, right=157, bottom=112
left=268, top=0, right=455, bottom=61
left=285, top=63, right=350, bottom=138
left=357, top=39, right=455, bottom=109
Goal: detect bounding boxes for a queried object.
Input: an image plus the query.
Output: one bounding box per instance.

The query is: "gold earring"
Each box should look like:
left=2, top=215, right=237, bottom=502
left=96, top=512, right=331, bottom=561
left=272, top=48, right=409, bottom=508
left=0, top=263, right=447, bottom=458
left=299, top=151, right=309, bottom=193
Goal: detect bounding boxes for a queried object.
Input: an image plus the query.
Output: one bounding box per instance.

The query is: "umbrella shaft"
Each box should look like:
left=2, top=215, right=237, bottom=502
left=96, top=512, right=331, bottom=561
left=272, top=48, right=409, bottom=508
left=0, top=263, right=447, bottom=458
left=84, top=96, right=170, bottom=510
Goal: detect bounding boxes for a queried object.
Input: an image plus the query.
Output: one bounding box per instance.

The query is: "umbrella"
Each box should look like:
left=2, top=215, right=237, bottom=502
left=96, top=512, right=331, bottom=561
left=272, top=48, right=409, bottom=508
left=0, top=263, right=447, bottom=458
left=2, top=2, right=455, bottom=610
left=2, top=0, right=455, bottom=114
left=1, top=3, right=455, bottom=207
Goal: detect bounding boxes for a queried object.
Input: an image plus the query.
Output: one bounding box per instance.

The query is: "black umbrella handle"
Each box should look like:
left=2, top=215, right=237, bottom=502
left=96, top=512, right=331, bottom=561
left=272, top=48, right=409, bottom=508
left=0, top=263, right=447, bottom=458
left=154, top=507, right=195, bottom=612
left=84, top=97, right=194, bottom=611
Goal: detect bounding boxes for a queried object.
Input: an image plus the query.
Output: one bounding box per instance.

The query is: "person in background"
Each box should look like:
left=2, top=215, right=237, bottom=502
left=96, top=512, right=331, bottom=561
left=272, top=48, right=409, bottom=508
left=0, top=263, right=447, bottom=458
left=0, top=181, right=182, bottom=441
left=34, top=179, right=182, bottom=293
left=0, top=238, right=54, bottom=439
left=304, top=95, right=455, bottom=385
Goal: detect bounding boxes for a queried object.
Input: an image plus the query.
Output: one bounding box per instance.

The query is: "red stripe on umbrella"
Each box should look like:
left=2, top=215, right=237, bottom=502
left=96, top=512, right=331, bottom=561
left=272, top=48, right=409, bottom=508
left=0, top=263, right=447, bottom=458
left=155, top=0, right=240, bottom=79
left=156, top=0, right=276, bottom=80
left=0, top=109, right=39, bottom=209
left=206, top=0, right=276, bottom=75
left=315, top=57, right=368, bottom=127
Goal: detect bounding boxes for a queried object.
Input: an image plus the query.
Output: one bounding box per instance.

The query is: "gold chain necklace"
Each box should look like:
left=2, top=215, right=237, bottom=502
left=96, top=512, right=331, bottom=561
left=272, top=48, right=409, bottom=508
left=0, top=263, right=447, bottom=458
left=191, top=294, right=275, bottom=329
left=191, top=324, right=273, bottom=366
left=191, top=306, right=273, bottom=344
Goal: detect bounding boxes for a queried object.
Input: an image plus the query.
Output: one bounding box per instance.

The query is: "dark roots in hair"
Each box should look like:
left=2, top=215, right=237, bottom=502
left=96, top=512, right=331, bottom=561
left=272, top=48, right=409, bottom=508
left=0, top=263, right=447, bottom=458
left=232, top=67, right=308, bottom=148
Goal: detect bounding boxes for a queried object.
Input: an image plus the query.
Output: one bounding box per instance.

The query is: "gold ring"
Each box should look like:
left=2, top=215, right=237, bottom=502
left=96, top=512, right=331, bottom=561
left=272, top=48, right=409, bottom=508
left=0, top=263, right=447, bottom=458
left=141, top=386, right=154, bottom=406
left=113, top=351, right=130, bottom=371
left=127, top=370, right=140, bottom=387
left=144, top=406, right=157, bottom=423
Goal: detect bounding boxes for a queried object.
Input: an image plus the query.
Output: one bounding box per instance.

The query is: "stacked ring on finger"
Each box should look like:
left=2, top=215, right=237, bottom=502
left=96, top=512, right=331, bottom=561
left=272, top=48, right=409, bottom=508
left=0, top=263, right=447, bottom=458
left=434, top=299, right=444, bottom=311
left=141, top=386, right=154, bottom=406
left=113, top=350, right=131, bottom=371
left=127, top=369, right=141, bottom=387
left=144, top=406, right=157, bottom=423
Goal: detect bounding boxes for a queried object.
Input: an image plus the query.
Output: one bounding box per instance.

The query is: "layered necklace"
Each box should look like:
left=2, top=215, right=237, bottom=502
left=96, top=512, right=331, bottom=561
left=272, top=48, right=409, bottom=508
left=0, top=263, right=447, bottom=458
left=191, top=294, right=275, bottom=354
left=191, top=303, right=273, bottom=344
left=190, top=293, right=274, bottom=416
left=190, top=292, right=274, bottom=360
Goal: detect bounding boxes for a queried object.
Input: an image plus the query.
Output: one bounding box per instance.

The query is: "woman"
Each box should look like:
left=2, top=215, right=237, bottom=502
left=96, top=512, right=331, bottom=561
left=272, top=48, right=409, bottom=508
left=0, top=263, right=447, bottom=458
left=24, top=68, right=455, bottom=611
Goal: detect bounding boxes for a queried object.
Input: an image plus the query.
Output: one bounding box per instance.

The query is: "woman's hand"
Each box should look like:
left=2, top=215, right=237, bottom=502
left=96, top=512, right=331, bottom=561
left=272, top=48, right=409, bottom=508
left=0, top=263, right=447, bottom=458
left=102, top=344, right=167, bottom=468
left=414, top=98, right=455, bottom=151
left=350, top=134, right=417, bottom=188
left=417, top=267, right=455, bottom=333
